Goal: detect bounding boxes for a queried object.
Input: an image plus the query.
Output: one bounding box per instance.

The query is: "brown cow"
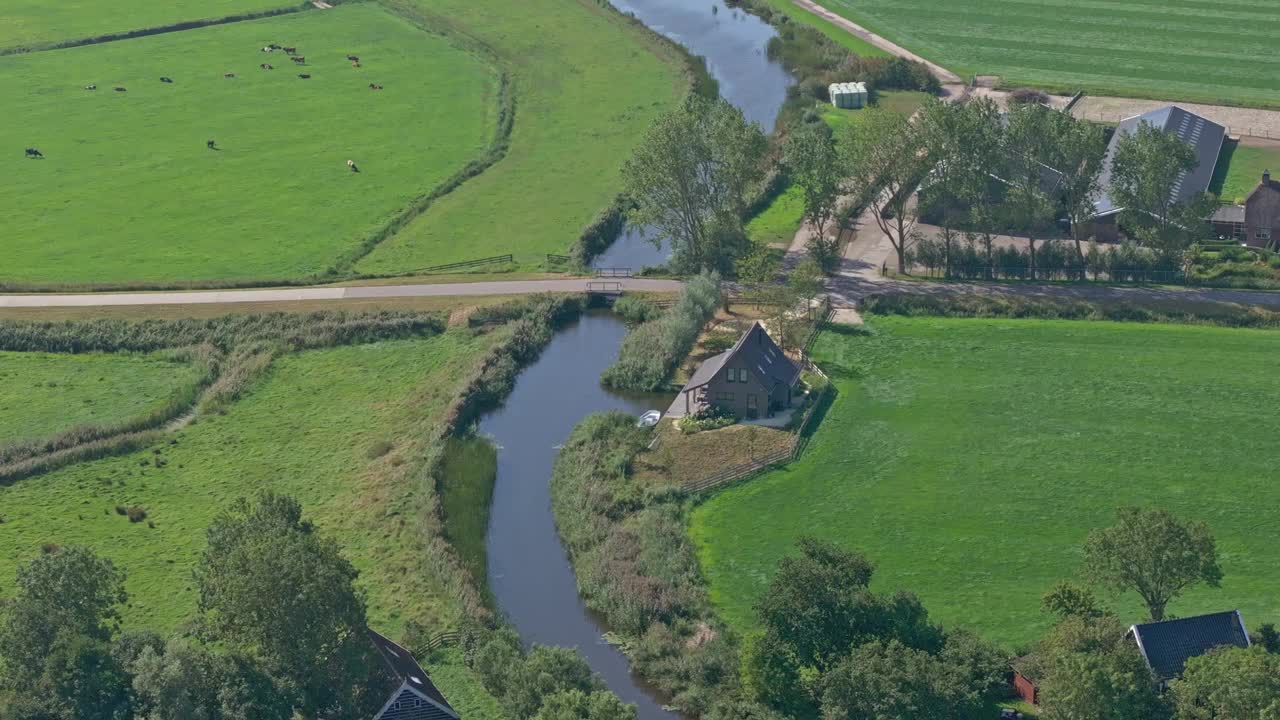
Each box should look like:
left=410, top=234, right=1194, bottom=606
left=351, top=61, right=361, bottom=68
left=283, top=46, right=297, bottom=54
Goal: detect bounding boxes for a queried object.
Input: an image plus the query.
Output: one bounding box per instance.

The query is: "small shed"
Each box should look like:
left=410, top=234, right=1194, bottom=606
left=828, top=81, right=868, bottom=110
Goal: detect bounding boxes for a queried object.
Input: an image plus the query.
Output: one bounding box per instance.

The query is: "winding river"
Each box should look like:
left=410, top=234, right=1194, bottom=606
left=482, top=4, right=793, bottom=718
left=590, top=0, right=793, bottom=270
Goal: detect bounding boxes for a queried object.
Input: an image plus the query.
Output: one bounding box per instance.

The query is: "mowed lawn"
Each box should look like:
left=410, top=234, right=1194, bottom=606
left=814, top=0, right=1280, bottom=107
left=0, top=351, right=200, bottom=444
left=0, top=0, right=291, bottom=50
left=356, top=0, right=685, bottom=273
left=0, top=3, right=497, bottom=285
left=0, top=330, right=504, bottom=635
left=1211, top=140, right=1280, bottom=204
left=690, top=317, right=1280, bottom=648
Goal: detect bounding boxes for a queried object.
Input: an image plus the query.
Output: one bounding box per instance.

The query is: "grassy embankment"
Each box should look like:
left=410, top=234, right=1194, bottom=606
left=0, top=0, right=294, bottom=50
left=808, top=0, right=1280, bottom=107
left=0, top=3, right=497, bottom=287
left=0, top=351, right=201, bottom=444
left=355, top=0, right=687, bottom=273
left=1211, top=140, right=1280, bottom=204
left=692, top=315, right=1280, bottom=649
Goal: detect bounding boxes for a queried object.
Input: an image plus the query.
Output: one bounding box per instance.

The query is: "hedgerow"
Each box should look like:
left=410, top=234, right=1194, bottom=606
left=601, top=273, right=721, bottom=391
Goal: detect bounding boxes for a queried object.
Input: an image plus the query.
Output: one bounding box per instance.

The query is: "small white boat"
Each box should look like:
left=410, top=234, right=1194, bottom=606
left=637, top=410, right=662, bottom=428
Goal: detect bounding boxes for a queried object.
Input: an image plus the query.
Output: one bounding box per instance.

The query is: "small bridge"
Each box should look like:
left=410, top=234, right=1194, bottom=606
left=585, top=280, right=624, bottom=297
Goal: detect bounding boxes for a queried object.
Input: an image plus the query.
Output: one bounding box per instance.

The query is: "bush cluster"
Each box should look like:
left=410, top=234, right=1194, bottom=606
left=549, top=412, right=771, bottom=717
left=677, top=406, right=737, bottom=435
left=601, top=273, right=721, bottom=391
left=910, top=238, right=1182, bottom=282
left=612, top=295, right=663, bottom=325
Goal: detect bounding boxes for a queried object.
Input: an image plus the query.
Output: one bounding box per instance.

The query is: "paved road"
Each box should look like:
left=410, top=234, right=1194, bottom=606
left=0, top=278, right=684, bottom=308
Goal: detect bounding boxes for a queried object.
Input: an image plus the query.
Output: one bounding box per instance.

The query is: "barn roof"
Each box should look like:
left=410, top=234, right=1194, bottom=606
left=1128, top=610, right=1250, bottom=680
left=1094, top=106, right=1226, bottom=218
left=368, top=629, right=458, bottom=719
left=681, top=322, right=801, bottom=393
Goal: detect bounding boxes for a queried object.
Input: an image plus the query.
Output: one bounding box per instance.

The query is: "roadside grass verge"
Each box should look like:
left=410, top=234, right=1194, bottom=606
left=0, top=351, right=203, bottom=446
left=752, top=0, right=890, bottom=58
left=0, top=3, right=498, bottom=286
left=355, top=0, right=688, bottom=273
left=691, top=315, right=1280, bottom=648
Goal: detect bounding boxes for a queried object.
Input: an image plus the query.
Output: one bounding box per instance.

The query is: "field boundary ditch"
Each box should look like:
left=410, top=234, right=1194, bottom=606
left=0, top=3, right=316, bottom=57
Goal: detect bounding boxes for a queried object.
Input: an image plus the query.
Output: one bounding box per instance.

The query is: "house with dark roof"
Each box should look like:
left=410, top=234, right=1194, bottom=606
left=1128, top=610, right=1251, bottom=684
left=672, top=322, right=802, bottom=420
left=368, top=629, right=460, bottom=720
left=1211, top=171, right=1280, bottom=247
left=1085, top=106, right=1227, bottom=242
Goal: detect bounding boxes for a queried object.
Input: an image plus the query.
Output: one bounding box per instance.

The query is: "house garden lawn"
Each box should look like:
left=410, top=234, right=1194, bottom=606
left=0, top=3, right=497, bottom=286
left=690, top=317, right=1280, bottom=649
left=0, top=0, right=293, bottom=50
left=355, top=0, right=687, bottom=273
left=1210, top=140, right=1280, bottom=205
left=0, top=329, right=506, bottom=636
left=0, top=351, right=201, bottom=445
left=811, top=0, right=1280, bottom=108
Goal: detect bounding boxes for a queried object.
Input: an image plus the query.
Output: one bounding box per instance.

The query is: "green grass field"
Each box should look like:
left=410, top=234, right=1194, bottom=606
left=0, top=351, right=200, bottom=444
left=0, top=0, right=293, bottom=50
left=0, top=330, right=503, bottom=634
left=746, top=183, right=806, bottom=247
left=1211, top=141, right=1280, bottom=204
left=755, top=0, right=889, bottom=59
left=813, top=0, right=1280, bottom=107
left=691, top=317, right=1280, bottom=648
left=355, top=0, right=685, bottom=273
left=0, top=3, right=497, bottom=286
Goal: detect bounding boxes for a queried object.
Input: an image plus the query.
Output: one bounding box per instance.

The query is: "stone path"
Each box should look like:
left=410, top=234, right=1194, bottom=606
left=0, top=278, right=685, bottom=308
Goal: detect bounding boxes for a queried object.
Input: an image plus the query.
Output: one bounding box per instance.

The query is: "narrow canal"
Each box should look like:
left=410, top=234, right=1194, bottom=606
left=591, top=0, right=793, bottom=270
left=482, top=4, right=794, bottom=718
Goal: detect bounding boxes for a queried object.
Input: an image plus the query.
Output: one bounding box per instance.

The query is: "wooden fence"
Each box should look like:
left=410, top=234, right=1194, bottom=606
left=594, top=267, right=633, bottom=278
left=683, top=356, right=833, bottom=495
left=423, top=630, right=461, bottom=651
left=412, top=254, right=513, bottom=274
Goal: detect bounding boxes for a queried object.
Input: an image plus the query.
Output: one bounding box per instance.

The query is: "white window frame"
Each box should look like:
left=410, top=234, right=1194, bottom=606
left=1258, top=229, right=1273, bottom=241
left=726, top=368, right=737, bottom=382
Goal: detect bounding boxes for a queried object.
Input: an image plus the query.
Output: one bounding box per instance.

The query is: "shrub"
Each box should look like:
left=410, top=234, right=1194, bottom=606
left=365, top=441, right=394, bottom=460
left=677, top=406, right=737, bottom=435
left=126, top=507, right=147, bottom=523
left=601, top=273, right=721, bottom=391
left=1009, top=87, right=1050, bottom=105
left=114, top=505, right=127, bottom=516
left=702, top=332, right=737, bottom=354
left=613, top=296, right=662, bottom=325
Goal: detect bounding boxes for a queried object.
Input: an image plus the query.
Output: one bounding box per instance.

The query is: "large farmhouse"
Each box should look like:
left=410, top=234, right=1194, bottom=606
left=1086, top=105, right=1227, bottom=241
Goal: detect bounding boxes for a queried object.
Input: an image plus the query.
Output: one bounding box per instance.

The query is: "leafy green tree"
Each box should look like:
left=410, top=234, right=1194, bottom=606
left=38, top=633, right=133, bottom=720
left=842, top=108, right=931, bottom=273
left=1041, top=110, right=1108, bottom=263
left=195, top=493, right=380, bottom=718
left=1112, top=122, right=1217, bottom=258
left=624, top=94, right=768, bottom=272
left=0, top=546, right=126, bottom=691
left=1041, top=581, right=1106, bottom=620
left=1256, top=623, right=1280, bottom=654
left=1033, top=615, right=1168, bottom=720
left=819, top=640, right=983, bottom=720
left=918, top=97, right=1001, bottom=272
left=503, top=646, right=603, bottom=720
left=531, top=689, right=636, bottom=720
left=755, top=538, right=943, bottom=675
left=735, top=243, right=780, bottom=285
left=789, top=258, right=826, bottom=320
left=1083, top=506, right=1222, bottom=621
left=1171, top=647, right=1280, bottom=720
left=130, top=640, right=289, bottom=720
left=939, top=629, right=1010, bottom=706
left=1002, top=103, right=1059, bottom=272
left=784, top=123, right=845, bottom=270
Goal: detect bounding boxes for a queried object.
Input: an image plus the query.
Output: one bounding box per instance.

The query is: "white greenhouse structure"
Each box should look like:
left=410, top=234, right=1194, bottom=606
left=828, top=82, right=868, bottom=110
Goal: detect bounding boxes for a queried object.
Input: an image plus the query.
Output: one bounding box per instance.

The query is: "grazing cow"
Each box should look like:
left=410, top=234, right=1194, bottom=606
left=368, top=83, right=383, bottom=90
left=291, top=56, right=305, bottom=64
left=83, top=84, right=96, bottom=90
left=260, top=63, right=273, bottom=70
left=351, top=61, right=361, bottom=68
left=269, top=43, right=282, bottom=50
left=160, top=76, right=173, bottom=83
left=207, top=140, right=216, bottom=150
left=224, top=72, right=235, bottom=78
left=283, top=46, right=297, bottom=55
left=347, top=159, right=358, bottom=172
left=297, top=73, right=311, bottom=79
left=25, top=148, right=43, bottom=158
left=261, top=46, right=273, bottom=52
left=346, top=54, right=359, bottom=62
left=114, top=86, right=127, bottom=92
